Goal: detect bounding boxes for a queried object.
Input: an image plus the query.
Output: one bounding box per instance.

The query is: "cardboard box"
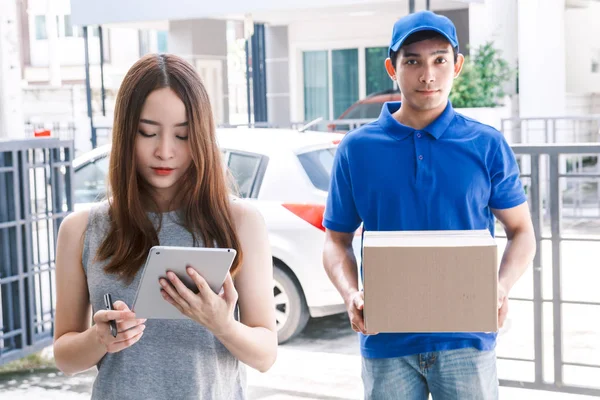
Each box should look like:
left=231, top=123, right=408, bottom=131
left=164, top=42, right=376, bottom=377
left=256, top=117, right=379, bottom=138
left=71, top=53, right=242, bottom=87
left=363, top=230, right=498, bottom=333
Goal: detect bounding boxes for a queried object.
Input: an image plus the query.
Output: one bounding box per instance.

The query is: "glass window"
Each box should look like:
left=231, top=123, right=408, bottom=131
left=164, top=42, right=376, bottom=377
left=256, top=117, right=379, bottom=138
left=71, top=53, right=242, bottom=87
left=366, top=47, right=395, bottom=95
left=227, top=153, right=261, bottom=198
left=297, top=147, right=336, bottom=192
left=303, top=51, right=329, bottom=121
left=73, top=156, right=109, bottom=204
left=64, top=15, right=74, bottom=37
left=35, top=16, right=47, bottom=40
left=332, top=49, right=359, bottom=118
left=340, top=102, right=383, bottom=120
left=157, top=31, right=168, bottom=53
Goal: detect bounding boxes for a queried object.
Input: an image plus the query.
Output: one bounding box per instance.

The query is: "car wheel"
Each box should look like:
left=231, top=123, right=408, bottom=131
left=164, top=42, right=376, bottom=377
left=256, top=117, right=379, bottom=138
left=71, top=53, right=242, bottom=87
left=273, top=263, right=309, bottom=344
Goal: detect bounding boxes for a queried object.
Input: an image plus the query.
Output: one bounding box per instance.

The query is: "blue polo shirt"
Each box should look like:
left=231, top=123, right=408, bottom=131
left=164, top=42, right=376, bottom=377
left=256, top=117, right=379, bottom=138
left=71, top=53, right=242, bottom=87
left=324, top=101, right=527, bottom=359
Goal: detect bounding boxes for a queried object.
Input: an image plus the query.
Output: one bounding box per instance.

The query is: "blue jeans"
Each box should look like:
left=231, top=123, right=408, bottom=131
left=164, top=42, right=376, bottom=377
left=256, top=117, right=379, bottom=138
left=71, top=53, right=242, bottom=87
left=361, top=347, right=499, bottom=400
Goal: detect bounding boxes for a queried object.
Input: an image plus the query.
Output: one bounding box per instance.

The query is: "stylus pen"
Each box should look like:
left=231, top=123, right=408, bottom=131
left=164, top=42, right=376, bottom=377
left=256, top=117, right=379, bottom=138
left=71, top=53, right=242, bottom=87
left=103, top=293, right=118, bottom=338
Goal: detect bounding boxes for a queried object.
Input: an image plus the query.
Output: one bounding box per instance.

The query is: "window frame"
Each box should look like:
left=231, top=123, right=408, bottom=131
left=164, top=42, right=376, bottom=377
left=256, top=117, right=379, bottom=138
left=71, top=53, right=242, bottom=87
left=301, top=45, right=393, bottom=121
left=73, top=155, right=110, bottom=204
left=221, top=149, right=269, bottom=199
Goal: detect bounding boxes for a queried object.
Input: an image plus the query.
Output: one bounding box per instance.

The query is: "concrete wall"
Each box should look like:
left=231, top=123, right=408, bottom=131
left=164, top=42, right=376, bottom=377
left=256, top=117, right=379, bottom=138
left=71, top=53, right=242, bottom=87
left=28, top=0, right=102, bottom=67
left=0, top=0, right=25, bottom=138
left=70, top=0, right=477, bottom=25
left=169, top=19, right=230, bottom=124
left=266, top=26, right=291, bottom=127
left=517, top=0, right=566, bottom=117
left=566, top=93, right=600, bottom=115
left=565, top=5, right=600, bottom=95
left=468, top=0, right=518, bottom=96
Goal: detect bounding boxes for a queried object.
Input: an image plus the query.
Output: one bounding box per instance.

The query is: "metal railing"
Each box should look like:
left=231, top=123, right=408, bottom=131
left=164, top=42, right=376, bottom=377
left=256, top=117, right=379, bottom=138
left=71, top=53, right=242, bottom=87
left=0, top=138, right=74, bottom=365
left=498, top=143, right=600, bottom=396
left=501, top=116, right=600, bottom=144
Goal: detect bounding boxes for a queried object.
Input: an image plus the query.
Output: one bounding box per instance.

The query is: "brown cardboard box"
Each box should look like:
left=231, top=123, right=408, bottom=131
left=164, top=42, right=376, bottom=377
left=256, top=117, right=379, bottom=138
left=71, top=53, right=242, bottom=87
left=362, top=230, right=498, bottom=333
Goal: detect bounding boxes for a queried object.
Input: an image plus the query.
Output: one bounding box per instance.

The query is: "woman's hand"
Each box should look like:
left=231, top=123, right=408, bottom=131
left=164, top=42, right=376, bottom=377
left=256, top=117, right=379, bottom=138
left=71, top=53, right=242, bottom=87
left=160, top=267, right=238, bottom=336
left=93, top=301, right=146, bottom=353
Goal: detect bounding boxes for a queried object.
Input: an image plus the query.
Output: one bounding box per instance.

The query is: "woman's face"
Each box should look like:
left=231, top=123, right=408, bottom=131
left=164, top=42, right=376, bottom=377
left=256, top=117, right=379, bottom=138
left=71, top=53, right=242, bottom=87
left=134, top=87, right=193, bottom=203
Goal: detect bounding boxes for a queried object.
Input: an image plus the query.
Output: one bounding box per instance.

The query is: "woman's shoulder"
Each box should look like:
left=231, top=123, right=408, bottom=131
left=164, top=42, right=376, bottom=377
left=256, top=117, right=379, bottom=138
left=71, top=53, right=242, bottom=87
left=59, top=201, right=110, bottom=240
left=56, top=209, right=92, bottom=260
left=59, top=208, right=91, bottom=236
left=229, top=197, right=265, bottom=231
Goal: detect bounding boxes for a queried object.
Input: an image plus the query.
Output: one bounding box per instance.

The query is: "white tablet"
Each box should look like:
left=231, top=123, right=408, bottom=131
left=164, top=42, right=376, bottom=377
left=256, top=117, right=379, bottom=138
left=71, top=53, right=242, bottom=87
left=132, top=246, right=237, bottom=319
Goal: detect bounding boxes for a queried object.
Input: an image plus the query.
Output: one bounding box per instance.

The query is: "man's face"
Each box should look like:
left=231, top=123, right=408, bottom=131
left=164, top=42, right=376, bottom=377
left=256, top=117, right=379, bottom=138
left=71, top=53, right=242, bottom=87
left=387, top=37, right=464, bottom=113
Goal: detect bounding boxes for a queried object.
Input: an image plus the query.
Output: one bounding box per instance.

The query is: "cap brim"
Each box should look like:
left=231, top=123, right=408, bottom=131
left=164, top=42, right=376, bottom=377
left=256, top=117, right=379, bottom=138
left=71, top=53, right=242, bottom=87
left=389, top=26, right=458, bottom=56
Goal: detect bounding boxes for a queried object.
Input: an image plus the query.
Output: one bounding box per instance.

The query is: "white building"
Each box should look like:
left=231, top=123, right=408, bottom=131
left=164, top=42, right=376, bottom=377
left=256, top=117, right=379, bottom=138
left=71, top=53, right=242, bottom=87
left=68, top=0, right=600, bottom=125
left=18, top=0, right=166, bottom=86
left=2, top=0, right=600, bottom=139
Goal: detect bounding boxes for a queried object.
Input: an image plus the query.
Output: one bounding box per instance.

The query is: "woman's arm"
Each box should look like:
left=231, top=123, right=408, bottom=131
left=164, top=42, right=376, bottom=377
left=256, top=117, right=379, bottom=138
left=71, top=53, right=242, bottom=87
left=53, top=210, right=145, bottom=375
left=160, top=201, right=277, bottom=372
left=214, top=201, right=277, bottom=372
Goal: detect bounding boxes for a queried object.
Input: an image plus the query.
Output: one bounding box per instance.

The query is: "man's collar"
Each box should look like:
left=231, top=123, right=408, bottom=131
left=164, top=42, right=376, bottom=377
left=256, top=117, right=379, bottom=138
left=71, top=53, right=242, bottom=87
left=377, top=100, right=455, bottom=140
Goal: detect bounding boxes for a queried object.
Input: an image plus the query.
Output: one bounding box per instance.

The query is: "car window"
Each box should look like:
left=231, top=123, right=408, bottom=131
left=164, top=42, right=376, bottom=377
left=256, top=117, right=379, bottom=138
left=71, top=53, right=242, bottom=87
left=227, top=152, right=261, bottom=198
left=74, top=156, right=109, bottom=204
left=297, top=147, right=336, bottom=192
left=340, top=102, right=383, bottom=119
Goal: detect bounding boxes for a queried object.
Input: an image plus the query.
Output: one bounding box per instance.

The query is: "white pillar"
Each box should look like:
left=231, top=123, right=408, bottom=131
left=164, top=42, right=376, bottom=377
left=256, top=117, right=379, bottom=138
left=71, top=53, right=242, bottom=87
left=518, top=0, right=566, bottom=118
left=468, top=0, right=519, bottom=98
left=0, top=0, right=24, bottom=139
left=169, top=19, right=229, bottom=124
left=266, top=26, right=291, bottom=128
left=46, top=0, right=62, bottom=86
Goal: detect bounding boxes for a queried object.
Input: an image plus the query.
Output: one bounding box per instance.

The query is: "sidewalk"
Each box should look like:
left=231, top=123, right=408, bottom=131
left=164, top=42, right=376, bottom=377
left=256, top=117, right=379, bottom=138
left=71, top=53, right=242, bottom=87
left=1, top=346, right=598, bottom=399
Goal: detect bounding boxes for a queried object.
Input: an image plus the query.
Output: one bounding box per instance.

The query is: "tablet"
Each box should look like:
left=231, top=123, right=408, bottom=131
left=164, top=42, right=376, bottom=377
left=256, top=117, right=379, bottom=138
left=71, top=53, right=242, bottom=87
left=132, top=246, right=237, bottom=319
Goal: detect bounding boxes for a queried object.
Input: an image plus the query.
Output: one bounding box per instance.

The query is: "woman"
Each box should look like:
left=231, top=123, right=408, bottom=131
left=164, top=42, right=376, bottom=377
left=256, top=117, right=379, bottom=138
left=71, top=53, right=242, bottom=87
left=53, top=53, right=277, bottom=399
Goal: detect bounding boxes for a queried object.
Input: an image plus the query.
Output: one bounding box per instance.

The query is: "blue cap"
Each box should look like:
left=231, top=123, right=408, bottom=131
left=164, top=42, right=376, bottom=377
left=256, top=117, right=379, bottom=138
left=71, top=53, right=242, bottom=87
left=388, top=11, right=458, bottom=58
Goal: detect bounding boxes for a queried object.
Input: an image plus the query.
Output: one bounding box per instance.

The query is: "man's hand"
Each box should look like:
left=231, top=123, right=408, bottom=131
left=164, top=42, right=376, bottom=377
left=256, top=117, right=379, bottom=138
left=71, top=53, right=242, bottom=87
left=498, top=283, right=509, bottom=329
left=345, top=291, right=378, bottom=335
left=346, top=291, right=366, bottom=334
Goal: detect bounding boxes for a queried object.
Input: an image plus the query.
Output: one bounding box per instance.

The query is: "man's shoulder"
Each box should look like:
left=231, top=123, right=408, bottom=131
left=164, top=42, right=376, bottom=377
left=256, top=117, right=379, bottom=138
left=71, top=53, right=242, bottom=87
left=452, top=112, right=506, bottom=143
left=339, top=121, right=385, bottom=149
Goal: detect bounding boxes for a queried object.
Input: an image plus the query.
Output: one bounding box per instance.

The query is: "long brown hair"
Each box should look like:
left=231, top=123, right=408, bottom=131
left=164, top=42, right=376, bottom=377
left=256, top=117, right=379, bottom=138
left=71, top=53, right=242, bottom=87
left=97, top=53, right=243, bottom=282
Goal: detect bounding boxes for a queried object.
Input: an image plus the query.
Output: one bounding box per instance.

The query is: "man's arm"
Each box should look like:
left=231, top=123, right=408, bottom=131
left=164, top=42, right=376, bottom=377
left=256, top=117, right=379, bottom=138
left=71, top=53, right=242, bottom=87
left=492, top=202, right=536, bottom=291
left=492, top=202, right=537, bottom=327
left=323, top=229, right=367, bottom=334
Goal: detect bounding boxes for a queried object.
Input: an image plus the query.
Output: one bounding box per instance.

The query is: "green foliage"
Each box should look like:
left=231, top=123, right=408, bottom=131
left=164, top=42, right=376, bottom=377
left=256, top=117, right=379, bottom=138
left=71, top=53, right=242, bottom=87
left=450, top=42, right=513, bottom=108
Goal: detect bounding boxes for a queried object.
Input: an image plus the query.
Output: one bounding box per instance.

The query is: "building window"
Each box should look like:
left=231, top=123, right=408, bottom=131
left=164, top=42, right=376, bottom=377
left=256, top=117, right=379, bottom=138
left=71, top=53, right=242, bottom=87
left=227, top=152, right=262, bottom=198
left=366, top=46, right=395, bottom=95
left=157, top=31, right=168, bottom=53
left=303, top=46, right=393, bottom=121
left=64, top=15, right=74, bottom=37
left=303, top=51, right=330, bottom=121
left=332, top=49, right=359, bottom=119
left=35, top=16, right=47, bottom=40
left=592, top=50, right=600, bottom=74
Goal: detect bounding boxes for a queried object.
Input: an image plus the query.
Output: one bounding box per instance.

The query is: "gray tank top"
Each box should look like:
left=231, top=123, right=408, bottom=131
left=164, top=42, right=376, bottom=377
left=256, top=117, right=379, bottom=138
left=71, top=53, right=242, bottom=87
left=82, top=201, right=246, bottom=400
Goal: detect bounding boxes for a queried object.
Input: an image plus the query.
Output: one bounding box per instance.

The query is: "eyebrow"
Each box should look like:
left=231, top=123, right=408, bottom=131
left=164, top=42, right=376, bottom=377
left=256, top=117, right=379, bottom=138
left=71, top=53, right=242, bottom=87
left=403, top=49, right=450, bottom=58
left=140, top=118, right=189, bottom=127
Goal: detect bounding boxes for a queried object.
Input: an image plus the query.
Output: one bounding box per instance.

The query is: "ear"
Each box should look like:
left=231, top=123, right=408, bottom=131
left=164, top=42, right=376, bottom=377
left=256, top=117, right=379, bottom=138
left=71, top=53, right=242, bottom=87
left=454, top=53, right=465, bottom=78
left=385, top=58, right=397, bottom=82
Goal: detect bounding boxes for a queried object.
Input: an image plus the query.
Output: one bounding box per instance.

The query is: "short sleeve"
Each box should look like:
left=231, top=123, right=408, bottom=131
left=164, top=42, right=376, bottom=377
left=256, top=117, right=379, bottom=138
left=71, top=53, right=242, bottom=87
left=488, top=138, right=527, bottom=210
left=323, top=142, right=362, bottom=232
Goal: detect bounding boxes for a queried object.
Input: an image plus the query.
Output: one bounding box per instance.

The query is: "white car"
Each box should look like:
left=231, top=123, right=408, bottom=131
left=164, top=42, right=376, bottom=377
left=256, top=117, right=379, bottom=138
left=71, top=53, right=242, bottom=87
left=72, top=128, right=361, bottom=343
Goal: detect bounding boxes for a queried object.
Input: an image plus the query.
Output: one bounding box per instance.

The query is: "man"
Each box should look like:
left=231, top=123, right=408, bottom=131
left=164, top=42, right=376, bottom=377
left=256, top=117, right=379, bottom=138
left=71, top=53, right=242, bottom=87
left=322, top=10, right=536, bottom=400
